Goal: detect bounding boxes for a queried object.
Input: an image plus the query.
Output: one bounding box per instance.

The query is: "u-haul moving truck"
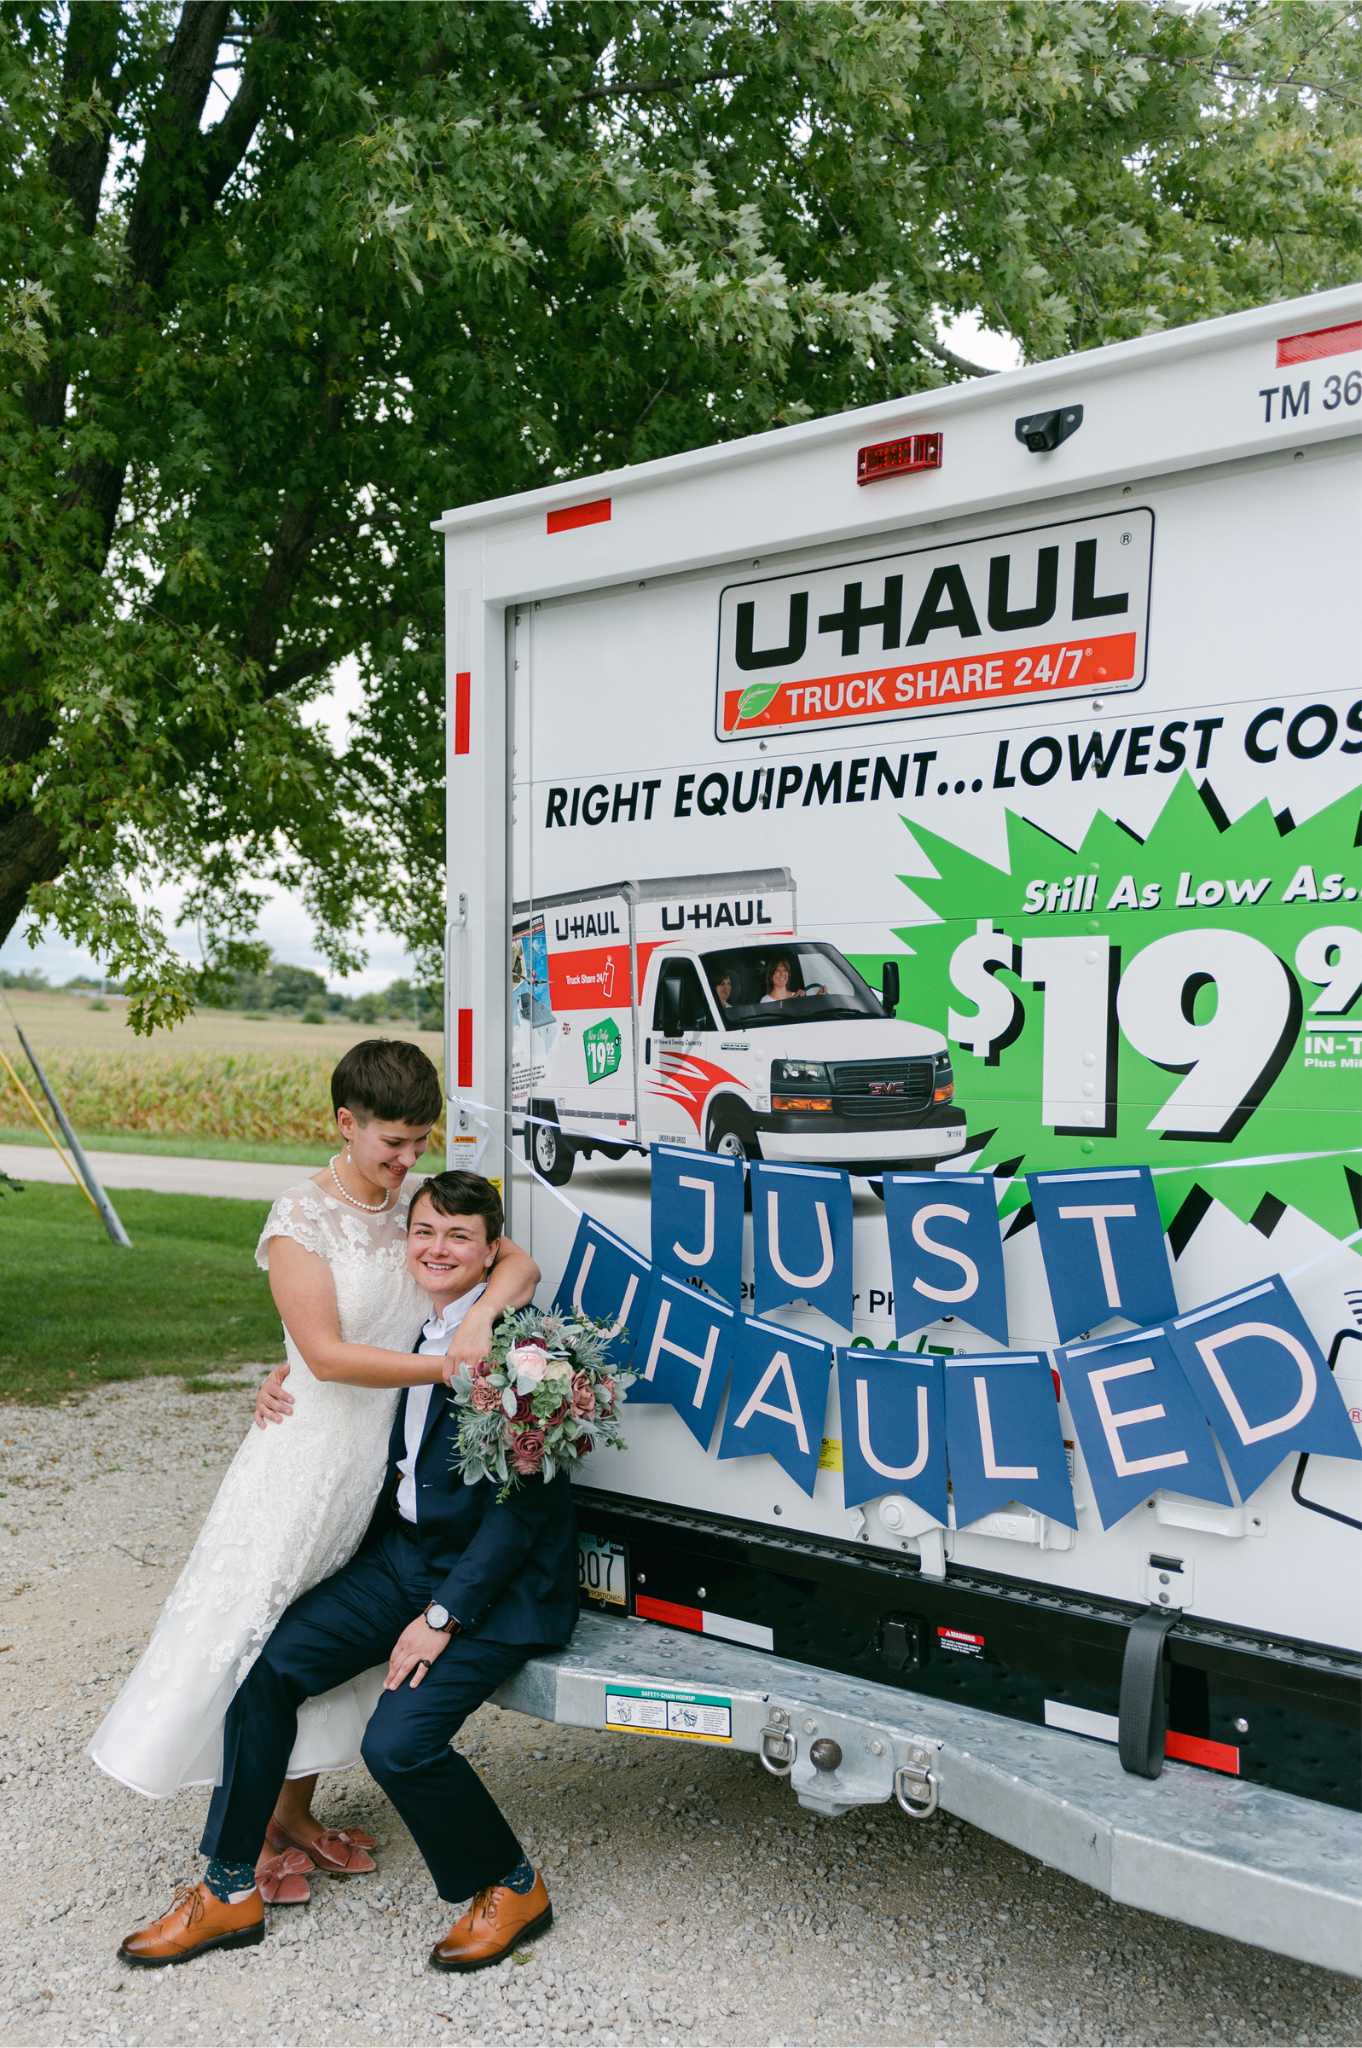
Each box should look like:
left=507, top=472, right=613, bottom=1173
left=512, top=867, right=964, bottom=1184
left=440, top=286, right=1362, bottom=1972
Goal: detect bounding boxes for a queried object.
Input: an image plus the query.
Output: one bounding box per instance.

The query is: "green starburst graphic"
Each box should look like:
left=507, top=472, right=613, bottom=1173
left=852, top=775, right=1362, bottom=1238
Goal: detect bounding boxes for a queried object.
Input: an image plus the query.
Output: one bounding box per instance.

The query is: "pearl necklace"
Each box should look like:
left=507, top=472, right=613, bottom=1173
left=328, top=1155, right=394, bottom=1213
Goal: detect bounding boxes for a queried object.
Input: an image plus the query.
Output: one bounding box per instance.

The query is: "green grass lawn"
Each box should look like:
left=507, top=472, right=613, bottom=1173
left=0, top=1182, right=285, bottom=1402
left=0, top=1125, right=443, bottom=1172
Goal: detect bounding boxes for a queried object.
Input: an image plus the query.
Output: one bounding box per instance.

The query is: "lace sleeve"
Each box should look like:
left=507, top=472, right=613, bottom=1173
left=255, top=1188, right=335, bottom=1272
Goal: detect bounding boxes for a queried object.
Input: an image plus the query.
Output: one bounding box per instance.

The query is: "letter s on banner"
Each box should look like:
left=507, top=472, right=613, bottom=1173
left=649, top=1143, right=745, bottom=1306
left=717, top=1316, right=832, bottom=1497
left=1056, top=1326, right=1233, bottom=1530
left=751, top=1161, right=854, bottom=1328
left=944, top=1352, right=1076, bottom=1530
left=629, top=1273, right=736, bottom=1449
left=1168, top=1276, right=1362, bottom=1498
left=1028, top=1166, right=1176, bottom=1339
left=883, top=1171, right=1008, bottom=1344
left=553, top=1215, right=652, bottom=1366
left=836, top=1348, right=948, bottom=1522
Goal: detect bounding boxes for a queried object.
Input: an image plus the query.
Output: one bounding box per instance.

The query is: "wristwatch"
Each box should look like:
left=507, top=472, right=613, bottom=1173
left=424, top=1602, right=460, bottom=1635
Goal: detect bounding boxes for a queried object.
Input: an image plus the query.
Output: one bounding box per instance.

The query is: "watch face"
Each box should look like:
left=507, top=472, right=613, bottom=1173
left=426, top=1603, right=450, bottom=1631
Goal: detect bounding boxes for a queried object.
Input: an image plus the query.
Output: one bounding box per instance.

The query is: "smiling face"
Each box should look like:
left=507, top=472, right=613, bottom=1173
left=768, top=958, right=791, bottom=993
left=713, top=974, right=732, bottom=1005
left=405, top=1194, right=498, bottom=1304
left=336, top=1110, right=433, bottom=1199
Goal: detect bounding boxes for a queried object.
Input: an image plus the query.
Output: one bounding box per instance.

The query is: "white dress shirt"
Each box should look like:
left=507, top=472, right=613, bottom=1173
left=396, top=1282, right=487, bottom=1523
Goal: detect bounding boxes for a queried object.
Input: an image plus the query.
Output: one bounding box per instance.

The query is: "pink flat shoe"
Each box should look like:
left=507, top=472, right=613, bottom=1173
left=255, top=1846, right=314, bottom=1906
left=265, top=1819, right=376, bottom=1875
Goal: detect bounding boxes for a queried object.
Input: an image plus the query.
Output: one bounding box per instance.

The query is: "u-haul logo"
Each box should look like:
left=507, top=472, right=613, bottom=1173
left=715, top=508, right=1153, bottom=743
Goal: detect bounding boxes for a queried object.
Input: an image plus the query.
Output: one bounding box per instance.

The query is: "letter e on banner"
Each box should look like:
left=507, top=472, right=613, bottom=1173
left=717, top=1317, right=832, bottom=1496
left=650, top=1143, right=745, bottom=1305
left=1056, top=1326, right=1232, bottom=1529
left=836, top=1348, right=947, bottom=1521
left=883, top=1172, right=1008, bottom=1344
left=1028, top=1166, right=1175, bottom=1339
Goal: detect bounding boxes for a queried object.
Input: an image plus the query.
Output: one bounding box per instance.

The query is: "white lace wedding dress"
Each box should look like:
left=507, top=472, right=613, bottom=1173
left=89, top=1177, right=429, bottom=1797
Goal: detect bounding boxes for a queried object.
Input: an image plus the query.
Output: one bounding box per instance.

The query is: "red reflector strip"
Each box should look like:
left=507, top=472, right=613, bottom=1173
left=456, top=1008, right=473, bottom=1090
left=1276, top=319, right=1362, bottom=366
left=857, top=432, right=942, bottom=484
left=546, top=497, right=612, bottom=535
left=636, top=1594, right=703, bottom=1631
left=453, top=670, right=471, bottom=756
left=1165, top=1730, right=1241, bottom=1775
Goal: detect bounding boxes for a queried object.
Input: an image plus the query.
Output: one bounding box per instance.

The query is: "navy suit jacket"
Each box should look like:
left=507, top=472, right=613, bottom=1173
left=372, top=1335, right=578, bottom=1649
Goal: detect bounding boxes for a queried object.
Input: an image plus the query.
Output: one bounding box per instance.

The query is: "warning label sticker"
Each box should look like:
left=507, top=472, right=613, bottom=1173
left=605, top=1684, right=733, bottom=1742
left=937, top=1626, right=985, bottom=1658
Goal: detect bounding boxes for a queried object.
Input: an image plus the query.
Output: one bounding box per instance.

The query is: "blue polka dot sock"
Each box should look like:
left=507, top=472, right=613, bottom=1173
left=204, top=1857, right=258, bottom=1905
left=500, top=1854, right=536, bottom=1895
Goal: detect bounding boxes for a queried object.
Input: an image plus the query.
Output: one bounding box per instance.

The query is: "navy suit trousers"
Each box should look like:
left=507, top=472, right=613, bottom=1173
left=201, top=1518, right=554, bottom=1903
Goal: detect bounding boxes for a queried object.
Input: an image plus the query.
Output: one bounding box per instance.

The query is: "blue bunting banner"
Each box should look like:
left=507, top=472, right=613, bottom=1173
left=883, top=1172, right=1008, bottom=1346
left=751, top=1161, right=854, bottom=1329
left=717, top=1316, right=832, bottom=1497
left=1168, top=1277, right=1362, bottom=1499
left=650, top=1144, right=745, bottom=1306
left=1056, top=1326, right=1233, bottom=1530
left=553, top=1214, right=652, bottom=1367
left=1028, top=1166, right=1176, bottom=1340
left=837, top=1347, right=948, bottom=1523
left=630, top=1273, right=736, bottom=1451
left=944, top=1352, right=1076, bottom=1530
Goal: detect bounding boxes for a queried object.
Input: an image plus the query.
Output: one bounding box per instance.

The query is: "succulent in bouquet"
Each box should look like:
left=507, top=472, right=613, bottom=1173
left=446, top=1305, right=634, bottom=1500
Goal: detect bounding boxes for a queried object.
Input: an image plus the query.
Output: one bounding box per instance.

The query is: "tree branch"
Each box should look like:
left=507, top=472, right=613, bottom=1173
left=125, top=1, right=232, bottom=292
left=918, top=335, right=996, bottom=378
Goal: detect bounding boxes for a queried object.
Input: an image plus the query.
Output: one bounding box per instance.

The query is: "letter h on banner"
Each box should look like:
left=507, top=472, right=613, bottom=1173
left=1168, top=1277, right=1362, bottom=1499
left=717, top=1316, right=832, bottom=1497
left=1055, top=1325, right=1232, bottom=1530
left=751, top=1162, right=854, bottom=1329
left=1027, top=1166, right=1176, bottom=1340
left=630, top=1272, right=736, bottom=1450
left=836, top=1348, right=948, bottom=1523
left=650, top=1143, right=744, bottom=1306
left=883, top=1172, right=1008, bottom=1344
left=553, top=1214, right=652, bottom=1368
left=943, top=1353, right=1075, bottom=1529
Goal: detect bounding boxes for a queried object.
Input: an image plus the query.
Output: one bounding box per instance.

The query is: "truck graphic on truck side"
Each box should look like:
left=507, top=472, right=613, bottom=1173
left=512, top=866, right=966, bottom=1186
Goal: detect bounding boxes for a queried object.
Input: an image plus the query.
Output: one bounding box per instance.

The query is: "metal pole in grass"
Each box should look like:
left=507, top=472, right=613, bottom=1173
left=7, top=1024, right=133, bottom=1249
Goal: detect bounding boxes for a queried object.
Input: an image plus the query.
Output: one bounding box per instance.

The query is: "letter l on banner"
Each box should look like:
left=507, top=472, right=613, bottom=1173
left=944, top=1352, right=1076, bottom=1529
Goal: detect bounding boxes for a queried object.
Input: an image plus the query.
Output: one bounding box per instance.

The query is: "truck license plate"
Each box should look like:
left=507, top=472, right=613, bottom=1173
left=578, top=1533, right=627, bottom=1610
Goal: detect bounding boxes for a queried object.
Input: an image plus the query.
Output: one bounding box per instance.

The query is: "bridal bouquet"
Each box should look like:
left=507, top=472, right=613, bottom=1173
left=447, top=1305, right=634, bottom=1499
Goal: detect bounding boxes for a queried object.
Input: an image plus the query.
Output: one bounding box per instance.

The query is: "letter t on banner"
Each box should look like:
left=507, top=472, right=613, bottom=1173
left=629, top=1273, right=736, bottom=1450
left=883, top=1172, right=1008, bottom=1344
left=650, top=1144, right=744, bottom=1306
left=1168, top=1277, right=1362, bottom=1498
left=836, top=1348, right=948, bottom=1523
left=751, top=1162, right=854, bottom=1329
left=717, top=1317, right=832, bottom=1497
left=1055, top=1326, right=1232, bottom=1530
left=1027, top=1166, right=1175, bottom=1339
left=943, top=1353, right=1076, bottom=1529
left=553, top=1215, right=652, bottom=1368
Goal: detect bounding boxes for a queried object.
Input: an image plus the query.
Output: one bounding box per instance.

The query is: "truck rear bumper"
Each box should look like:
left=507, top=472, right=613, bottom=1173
left=496, top=1611, right=1362, bottom=1978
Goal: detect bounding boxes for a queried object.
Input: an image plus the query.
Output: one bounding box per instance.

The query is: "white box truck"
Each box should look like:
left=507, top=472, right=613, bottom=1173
left=438, top=286, right=1362, bottom=1973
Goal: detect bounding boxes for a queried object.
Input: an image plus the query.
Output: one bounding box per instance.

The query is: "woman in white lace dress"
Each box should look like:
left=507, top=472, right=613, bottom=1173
left=89, top=1040, right=539, bottom=1902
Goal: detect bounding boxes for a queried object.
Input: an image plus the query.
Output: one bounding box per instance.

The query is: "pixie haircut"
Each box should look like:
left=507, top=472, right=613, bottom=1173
left=408, top=1170, right=504, bottom=1242
left=330, top=1038, right=443, bottom=1127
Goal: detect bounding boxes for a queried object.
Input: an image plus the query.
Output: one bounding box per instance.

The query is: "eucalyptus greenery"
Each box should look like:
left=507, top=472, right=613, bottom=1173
left=3, top=1, right=1358, bottom=1029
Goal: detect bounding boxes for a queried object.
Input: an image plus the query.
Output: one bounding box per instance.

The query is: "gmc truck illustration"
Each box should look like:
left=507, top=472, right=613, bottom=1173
left=511, top=867, right=965, bottom=1185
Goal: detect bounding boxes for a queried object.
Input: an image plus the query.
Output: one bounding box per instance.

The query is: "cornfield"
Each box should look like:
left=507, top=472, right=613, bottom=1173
left=0, top=1049, right=447, bottom=1150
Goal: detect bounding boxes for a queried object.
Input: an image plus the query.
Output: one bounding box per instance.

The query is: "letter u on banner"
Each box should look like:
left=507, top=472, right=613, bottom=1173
left=1027, top=1166, right=1175, bottom=1340
left=629, top=1272, right=736, bottom=1450
left=883, top=1172, right=1008, bottom=1345
left=836, top=1348, right=947, bottom=1522
left=1168, top=1276, right=1362, bottom=1498
left=944, top=1352, right=1075, bottom=1529
left=751, top=1162, right=854, bottom=1329
left=717, top=1316, right=831, bottom=1497
left=1056, top=1325, right=1232, bottom=1530
left=650, top=1143, right=744, bottom=1305
left=553, top=1214, right=652, bottom=1367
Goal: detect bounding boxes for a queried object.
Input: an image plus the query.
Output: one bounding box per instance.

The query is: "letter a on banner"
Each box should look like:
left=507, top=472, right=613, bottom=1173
left=836, top=1348, right=947, bottom=1522
left=751, top=1162, right=854, bottom=1329
left=1056, top=1326, right=1232, bottom=1529
left=629, top=1272, right=736, bottom=1450
left=1168, top=1277, right=1362, bottom=1498
left=944, top=1353, right=1076, bottom=1529
left=650, top=1143, right=744, bottom=1306
left=883, top=1172, right=1008, bottom=1345
left=717, top=1317, right=831, bottom=1497
left=1028, top=1166, right=1175, bottom=1340
left=553, top=1215, right=652, bottom=1367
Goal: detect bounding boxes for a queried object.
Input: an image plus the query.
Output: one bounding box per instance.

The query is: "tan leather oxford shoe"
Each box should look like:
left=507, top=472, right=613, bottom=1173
left=119, top=1881, right=265, bottom=1967
left=429, top=1872, right=553, bottom=1971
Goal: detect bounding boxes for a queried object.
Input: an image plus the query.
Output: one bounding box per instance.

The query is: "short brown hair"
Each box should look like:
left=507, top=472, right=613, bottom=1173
left=408, top=1170, right=503, bottom=1242
left=330, top=1039, right=443, bottom=1126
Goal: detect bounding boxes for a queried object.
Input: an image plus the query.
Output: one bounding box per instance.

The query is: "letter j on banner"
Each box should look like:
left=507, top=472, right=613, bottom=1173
left=650, top=1144, right=744, bottom=1306
left=553, top=1215, right=651, bottom=1368
left=837, top=1348, right=947, bottom=1523
left=1169, top=1277, right=1362, bottom=1498
left=883, top=1172, right=1007, bottom=1345
left=751, top=1162, right=854, bottom=1329
left=944, top=1353, right=1075, bottom=1530
left=717, top=1317, right=832, bottom=1497
left=630, top=1273, right=736, bottom=1451
left=1028, top=1166, right=1175, bottom=1340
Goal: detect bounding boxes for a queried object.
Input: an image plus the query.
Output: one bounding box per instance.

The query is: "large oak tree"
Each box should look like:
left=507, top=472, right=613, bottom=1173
left=3, top=0, right=1358, bottom=1027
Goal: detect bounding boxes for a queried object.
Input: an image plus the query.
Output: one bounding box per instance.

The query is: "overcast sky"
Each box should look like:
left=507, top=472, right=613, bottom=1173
left=2, top=314, right=1020, bottom=996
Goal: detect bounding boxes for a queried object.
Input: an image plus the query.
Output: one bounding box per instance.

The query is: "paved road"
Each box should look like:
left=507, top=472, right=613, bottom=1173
left=0, top=1140, right=300, bottom=1201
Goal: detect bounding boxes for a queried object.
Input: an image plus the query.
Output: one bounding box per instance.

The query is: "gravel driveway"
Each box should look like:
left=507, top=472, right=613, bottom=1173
left=2, top=1374, right=1359, bottom=2048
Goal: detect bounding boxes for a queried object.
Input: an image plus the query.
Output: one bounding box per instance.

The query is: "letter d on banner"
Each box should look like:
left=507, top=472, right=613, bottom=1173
left=752, top=1162, right=854, bottom=1329
left=837, top=1348, right=947, bottom=1522
left=554, top=1215, right=651, bottom=1367
left=1028, top=1165, right=1175, bottom=1339
left=650, top=1143, right=744, bottom=1305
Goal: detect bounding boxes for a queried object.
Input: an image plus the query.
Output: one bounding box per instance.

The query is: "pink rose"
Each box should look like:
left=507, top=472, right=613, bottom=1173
left=574, top=1433, right=594, bottom=1459
left=571, top=1372, right=595, bottom=1419
left=517, top=1335, right=548, bottom=1350
left=472, top=1358, right=494, bottom=1380
left=597, top=1376, right=617, bottom=1416
left=512, top=1430, right=546, bottom=1475
left=470, top=1378, right=501, bottom=1413
left=546, top=1401, right=569, bottom=1427
left=515, top=1391, right=536, bottom=1421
